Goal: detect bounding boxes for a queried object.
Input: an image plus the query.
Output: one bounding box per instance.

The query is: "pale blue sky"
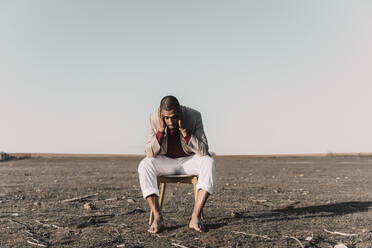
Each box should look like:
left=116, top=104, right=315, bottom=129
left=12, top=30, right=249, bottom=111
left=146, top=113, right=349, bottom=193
left=1, top=1, right=371, bottom=155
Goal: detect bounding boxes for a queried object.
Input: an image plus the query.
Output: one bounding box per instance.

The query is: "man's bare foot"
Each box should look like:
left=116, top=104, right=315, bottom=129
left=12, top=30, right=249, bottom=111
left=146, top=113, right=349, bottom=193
left=189, top=215, right=205, bottom=232
left=148, top=216, right=164, bottom=234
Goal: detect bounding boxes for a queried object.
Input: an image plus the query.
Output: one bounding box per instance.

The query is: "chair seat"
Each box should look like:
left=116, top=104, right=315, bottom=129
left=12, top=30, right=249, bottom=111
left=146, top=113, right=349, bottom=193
left=160, top=174, right=196, bottom=178
left=157, top=175, right=198, bottom=184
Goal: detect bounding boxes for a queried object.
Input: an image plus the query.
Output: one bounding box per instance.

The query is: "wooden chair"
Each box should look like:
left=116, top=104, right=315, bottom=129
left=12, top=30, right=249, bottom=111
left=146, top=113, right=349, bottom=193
left=149, top=175, right=205, bottom=225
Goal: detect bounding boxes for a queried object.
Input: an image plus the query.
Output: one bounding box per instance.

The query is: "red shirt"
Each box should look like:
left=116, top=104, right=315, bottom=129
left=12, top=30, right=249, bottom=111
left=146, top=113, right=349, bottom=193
left=156, top=129, right=191, bottom=158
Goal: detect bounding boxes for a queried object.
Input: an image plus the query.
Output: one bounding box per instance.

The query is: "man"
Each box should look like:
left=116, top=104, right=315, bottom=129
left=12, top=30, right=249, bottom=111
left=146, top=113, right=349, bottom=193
left=138, top=95, right=216, bottom=233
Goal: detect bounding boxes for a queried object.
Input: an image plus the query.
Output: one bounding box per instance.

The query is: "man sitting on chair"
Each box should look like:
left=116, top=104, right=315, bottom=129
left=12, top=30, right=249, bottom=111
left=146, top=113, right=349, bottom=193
left=138, top=95, right=216, bottom=233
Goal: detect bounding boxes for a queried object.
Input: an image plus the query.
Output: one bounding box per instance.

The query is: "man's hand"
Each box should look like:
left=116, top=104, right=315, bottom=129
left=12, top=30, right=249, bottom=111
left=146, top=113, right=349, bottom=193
left=158, top=107, right=166, bottom=133
left=178, top=119, right=188, bottom=138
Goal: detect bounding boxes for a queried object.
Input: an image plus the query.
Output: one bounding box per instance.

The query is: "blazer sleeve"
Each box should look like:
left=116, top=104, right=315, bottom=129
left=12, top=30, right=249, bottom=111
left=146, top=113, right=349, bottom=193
left=187, top=112, right=209, bottom=156
left=144, top=114, right=161, bottom=157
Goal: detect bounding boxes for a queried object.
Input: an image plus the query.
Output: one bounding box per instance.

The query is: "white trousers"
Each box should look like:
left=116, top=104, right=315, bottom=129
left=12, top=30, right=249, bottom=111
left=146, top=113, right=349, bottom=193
left=138, top=155, right=216, bottom=199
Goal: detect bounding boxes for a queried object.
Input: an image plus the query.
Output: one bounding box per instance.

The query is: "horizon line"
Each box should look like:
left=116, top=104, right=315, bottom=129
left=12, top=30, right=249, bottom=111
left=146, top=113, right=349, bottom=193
left=6, top=152, right=372, bottom=158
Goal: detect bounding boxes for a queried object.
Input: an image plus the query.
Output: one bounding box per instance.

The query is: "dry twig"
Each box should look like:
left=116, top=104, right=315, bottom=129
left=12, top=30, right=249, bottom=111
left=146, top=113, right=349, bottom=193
left=9, top=219, right=48, bottom=246
left=35, top=219, right=65, bottom=229
left=61, top=193, right=99, bottom=203
left=26, top=240, right=47, bottom=247
left=155, top=234, right=168, bottom=238
left=35, top=220, right=51, bottom=227
left=82, top=214, right=115, bottom=218
left=324, top=229, right=358, bottom=237
left=231, top=231, right=272, bottom=240
left=251, top=199, right=274, bottom=207
left=283, top=235, right=304, bottom=248
left=171, top=243, right=188, bottom=248
left=7, top=218, right=32, bottom=232
left=51, top=224, right=64, bottom=229
left=25, top=230, right=35, bottom=236
left=30, top=237, right=47, bottom=245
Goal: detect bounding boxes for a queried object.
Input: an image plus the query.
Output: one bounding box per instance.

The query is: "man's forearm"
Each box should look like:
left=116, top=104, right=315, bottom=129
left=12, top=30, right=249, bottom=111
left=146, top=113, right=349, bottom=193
left=187, top=133, right=209, bottom=156
left=144, top=137, right=161, bottom=157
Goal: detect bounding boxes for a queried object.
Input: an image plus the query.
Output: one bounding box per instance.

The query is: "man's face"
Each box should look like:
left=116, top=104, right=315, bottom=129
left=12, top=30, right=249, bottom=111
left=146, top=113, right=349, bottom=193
left=160, top=109, right=180, bottom=130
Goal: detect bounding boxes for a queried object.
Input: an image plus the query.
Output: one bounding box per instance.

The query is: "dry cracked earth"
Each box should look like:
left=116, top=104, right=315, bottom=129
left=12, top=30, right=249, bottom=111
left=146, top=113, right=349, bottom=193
left=1, top=155, right=372, bottom=247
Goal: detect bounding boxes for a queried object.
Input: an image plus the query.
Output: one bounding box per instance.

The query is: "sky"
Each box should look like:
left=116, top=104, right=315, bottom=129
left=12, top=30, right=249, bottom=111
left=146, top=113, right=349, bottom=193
left=1, top=1, right=371, bottom=155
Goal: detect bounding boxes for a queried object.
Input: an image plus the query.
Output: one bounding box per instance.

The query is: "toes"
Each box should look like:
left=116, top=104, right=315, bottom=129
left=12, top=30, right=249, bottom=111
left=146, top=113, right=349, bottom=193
left=148, top=221, right=164, bottom=234
left=148, top=224, right=157, bottom=233
left=192, top=221, right=206, bottom=232
left=189, top=222, right=203, bottom=232
left=190, top=225, right=202, bottom=232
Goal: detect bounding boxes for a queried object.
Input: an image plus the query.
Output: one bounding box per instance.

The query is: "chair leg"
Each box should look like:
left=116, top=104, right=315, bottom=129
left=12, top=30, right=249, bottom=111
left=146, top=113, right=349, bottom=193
left=192, top=179, right=197, bottom=202
left=159, top=183, right=166, bottom=208
left=200, top=209, right=205, bottom=220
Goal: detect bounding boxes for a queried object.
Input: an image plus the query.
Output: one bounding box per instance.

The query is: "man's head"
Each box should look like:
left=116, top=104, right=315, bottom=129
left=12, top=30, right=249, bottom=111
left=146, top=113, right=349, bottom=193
left=159, top=95, right=181, bottom=130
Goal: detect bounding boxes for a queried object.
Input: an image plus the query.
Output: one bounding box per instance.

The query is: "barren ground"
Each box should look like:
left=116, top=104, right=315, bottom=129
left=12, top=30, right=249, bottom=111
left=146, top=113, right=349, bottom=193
left=1, top=155, right=372, bottom=248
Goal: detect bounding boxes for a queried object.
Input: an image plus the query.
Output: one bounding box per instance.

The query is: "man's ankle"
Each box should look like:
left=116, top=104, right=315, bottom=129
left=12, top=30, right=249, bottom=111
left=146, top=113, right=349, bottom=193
left=153, top=212, right=163, bottom=221
left=191, top=213, right=200, bottom=219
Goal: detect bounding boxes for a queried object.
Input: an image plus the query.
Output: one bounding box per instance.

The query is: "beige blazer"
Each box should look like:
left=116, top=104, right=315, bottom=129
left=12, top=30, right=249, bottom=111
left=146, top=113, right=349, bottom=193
left=144, top=106, right=209, bottom=157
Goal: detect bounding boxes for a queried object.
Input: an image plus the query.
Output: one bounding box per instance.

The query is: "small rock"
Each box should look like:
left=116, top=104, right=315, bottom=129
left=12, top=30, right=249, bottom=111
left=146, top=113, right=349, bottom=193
left=33, top=202, right=41, bottom=206
left=12, top=213, right=19, bottom=217
left=334, top=244, right=348, bottom=248
left=127, top=198, right=135, bottom=204
left=303, top=236, right=314, bottom=248
left=187, top=192, right=192, bottom=195
left=299, top=174, right=304, bottom=177
left=231, top=210, right=241, bottom=218
left=106, top=197, right=119, bottom=201
left=83, top=202, right=96, bottom=210
left=336, top=177, right=341, bottom=180
left=127, top=208, right=146, bottom=214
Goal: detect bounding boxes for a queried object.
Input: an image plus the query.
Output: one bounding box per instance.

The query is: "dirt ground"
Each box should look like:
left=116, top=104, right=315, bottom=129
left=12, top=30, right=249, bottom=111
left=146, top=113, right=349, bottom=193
left=1, top=155, right=372, bottom=248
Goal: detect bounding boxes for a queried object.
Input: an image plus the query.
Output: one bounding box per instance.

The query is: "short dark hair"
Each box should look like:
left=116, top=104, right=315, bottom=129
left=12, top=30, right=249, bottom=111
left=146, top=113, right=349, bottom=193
left=160, top=95, right=180, bottom=111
